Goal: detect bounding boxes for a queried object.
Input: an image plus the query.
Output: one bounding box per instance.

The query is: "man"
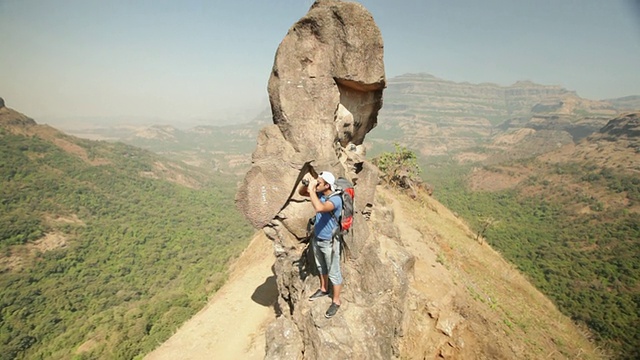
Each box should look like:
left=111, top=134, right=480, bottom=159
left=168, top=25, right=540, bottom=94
left=299, top=171, right=343, bottom=319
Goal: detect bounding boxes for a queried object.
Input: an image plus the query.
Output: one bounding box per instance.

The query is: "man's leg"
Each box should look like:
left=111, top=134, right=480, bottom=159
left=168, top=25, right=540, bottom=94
left=325, top=239, right=343, bottom=318
left=331, top=284, right=342, bottom=305
left=310, top=238, right=330, bottom=300
left=319, top=274, right=329, bottom=293
left=317, top=240, right=332, bottom=292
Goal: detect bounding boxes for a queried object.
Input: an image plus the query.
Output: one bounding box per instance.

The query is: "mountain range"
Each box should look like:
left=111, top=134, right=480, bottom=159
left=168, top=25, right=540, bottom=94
left=62, top=73, right=639, bottom=357
left=1, top=72, right=638, bottom=357
left=48, top=73, right=636, bottom=171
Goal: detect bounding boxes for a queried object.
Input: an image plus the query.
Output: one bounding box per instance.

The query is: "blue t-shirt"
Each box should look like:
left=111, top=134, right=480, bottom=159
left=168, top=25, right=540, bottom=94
left=314, top=193, right=342, bottom=241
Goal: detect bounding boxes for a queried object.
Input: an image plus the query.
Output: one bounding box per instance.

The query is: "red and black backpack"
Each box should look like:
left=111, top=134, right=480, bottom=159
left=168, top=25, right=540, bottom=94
left=330, top=177, right=354, bottom=233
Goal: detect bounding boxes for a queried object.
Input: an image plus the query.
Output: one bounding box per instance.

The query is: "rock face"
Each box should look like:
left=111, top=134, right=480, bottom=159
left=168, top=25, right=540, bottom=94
left=237, top=0, right=385, bottom=230
left=236, top=1, right=413, bottom=359
left=0, top=97, right=5, bottom=108
left=598, top=112, right=640, bottom=140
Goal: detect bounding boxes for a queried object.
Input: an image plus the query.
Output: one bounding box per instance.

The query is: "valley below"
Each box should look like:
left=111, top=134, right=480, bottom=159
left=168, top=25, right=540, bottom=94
left=2, top=73, right=639, bottom=358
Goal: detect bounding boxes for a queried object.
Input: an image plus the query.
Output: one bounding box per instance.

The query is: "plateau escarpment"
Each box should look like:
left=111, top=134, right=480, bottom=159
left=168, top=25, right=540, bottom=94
left=372, top=73, right=620, bottom=159
left=50, top=75, right=633, bottom=174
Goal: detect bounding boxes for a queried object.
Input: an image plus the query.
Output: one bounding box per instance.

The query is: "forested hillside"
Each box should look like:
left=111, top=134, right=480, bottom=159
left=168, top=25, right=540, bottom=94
left=0, top=110, right=253, bottom=359
left=420, top=114, right=640, bottom=358
left=52, top=109, right=272, bottom=176
left=364, top=79, right=640, bottom=357
left=23, top=74, right=640, bottom=357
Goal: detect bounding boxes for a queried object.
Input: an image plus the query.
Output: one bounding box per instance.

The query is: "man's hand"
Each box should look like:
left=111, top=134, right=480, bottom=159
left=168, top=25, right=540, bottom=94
left=308, top=178, right=318, bottom=193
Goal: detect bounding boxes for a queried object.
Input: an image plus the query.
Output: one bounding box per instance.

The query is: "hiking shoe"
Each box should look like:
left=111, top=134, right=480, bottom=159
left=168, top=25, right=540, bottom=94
left=324, top=302, right=340, bottom=318
left=308, top=289, right=329, bottom=301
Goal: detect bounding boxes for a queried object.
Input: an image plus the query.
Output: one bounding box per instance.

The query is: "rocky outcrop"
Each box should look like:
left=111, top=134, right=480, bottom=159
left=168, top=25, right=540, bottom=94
left=236, top=1, right=414, bottom=359
left=538, top=112, right=640, bottom=175
left=237, top=0, right=386, bottom=230
left=474, top=96, right=620, bottom=162
left=0, top=101, right=37, bottom=128
left=498, top=114, right=611, bottom=143
left=597, top=112, right=640, bottom=141
left=501, top=95, right=617, bottom=141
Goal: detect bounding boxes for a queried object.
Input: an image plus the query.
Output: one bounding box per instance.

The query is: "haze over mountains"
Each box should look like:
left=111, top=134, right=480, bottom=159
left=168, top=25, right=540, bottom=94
left=38, top=72, right=640, bottom=356
left=0, top=99, right=603, bottom=358
left=370, top=73, right=624, bottom=156
left=1, top=70, right=638, bottom=357
left=50, top=73, right=638, bottom=171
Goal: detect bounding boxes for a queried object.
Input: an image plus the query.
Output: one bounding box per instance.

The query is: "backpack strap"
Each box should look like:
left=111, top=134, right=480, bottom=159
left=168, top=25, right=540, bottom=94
left=328, top=192, right=351, bottom=262
left=327, top=190, right=343, bottom=228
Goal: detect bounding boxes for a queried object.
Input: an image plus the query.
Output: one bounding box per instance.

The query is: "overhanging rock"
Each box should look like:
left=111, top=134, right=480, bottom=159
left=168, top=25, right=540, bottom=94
left=236, top=1, right=413, bottom=359
left=237, top=0, right=385, bottom=229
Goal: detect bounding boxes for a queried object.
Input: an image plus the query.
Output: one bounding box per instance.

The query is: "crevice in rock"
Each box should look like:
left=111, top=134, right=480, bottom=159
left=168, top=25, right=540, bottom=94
left=335, top=80, right=383, bottom=147
left=237, top=1, right=407, bottom=359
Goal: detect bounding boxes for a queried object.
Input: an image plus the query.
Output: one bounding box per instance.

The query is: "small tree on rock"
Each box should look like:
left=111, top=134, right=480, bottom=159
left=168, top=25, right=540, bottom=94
left=373, top=143, right=425, bottom=197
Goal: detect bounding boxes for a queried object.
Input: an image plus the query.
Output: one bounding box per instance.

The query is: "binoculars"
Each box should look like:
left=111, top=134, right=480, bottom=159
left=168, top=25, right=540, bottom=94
left=302, top=179, right=309, bottom=186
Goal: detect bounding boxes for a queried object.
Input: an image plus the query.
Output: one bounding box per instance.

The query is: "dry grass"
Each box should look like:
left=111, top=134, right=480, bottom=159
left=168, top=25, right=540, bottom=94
left=381, top=186, right=606, bottom=359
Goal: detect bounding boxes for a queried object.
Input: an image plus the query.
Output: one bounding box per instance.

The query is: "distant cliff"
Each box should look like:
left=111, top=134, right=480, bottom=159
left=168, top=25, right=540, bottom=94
left=371, top=73, right=619, bottom=157
left=384, top=74, right=575, bottom=119
left=597, top=112, right=640, bottom=140
left=606, top=95, right=640, bottom=111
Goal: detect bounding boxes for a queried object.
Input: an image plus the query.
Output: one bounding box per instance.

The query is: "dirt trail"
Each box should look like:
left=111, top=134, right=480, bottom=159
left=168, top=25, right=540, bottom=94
left=145, top=232, right=277, bottom=360
left=145, top=188, right=599, bottom=359
left=145, top=190, right=431, bottom=360
left=144, top=190, right=431, bottom=360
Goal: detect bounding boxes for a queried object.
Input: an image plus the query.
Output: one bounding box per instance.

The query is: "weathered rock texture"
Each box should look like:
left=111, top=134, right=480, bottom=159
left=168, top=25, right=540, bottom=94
left=598, top=112, right=640, bottom=140
left=237, top=0, right=385, bottom=230
left=236, top=1, right=413, bottom=359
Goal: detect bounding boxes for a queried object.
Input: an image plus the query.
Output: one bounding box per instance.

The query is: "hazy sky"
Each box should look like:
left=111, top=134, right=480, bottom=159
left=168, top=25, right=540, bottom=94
left=1, top=0, right=639, bottom=125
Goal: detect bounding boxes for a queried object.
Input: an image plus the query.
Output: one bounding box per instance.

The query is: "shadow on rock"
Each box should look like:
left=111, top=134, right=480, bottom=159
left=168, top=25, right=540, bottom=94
left=251, top=275, right=278, bottom=307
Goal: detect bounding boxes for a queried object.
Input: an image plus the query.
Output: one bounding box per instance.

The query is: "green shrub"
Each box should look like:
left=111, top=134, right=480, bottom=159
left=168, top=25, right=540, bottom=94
left=373, top=143, right=422, bottom=189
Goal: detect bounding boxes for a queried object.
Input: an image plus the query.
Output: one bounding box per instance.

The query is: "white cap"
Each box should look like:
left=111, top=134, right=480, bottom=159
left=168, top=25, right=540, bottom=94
left=319, top=171, right=336, bottom=191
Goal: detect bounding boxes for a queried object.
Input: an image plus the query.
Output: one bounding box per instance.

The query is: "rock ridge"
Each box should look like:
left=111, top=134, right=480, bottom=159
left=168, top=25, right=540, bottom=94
left=597, top=112, right=640, bottom=140
left=236, top=1, right=414, bottom=358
